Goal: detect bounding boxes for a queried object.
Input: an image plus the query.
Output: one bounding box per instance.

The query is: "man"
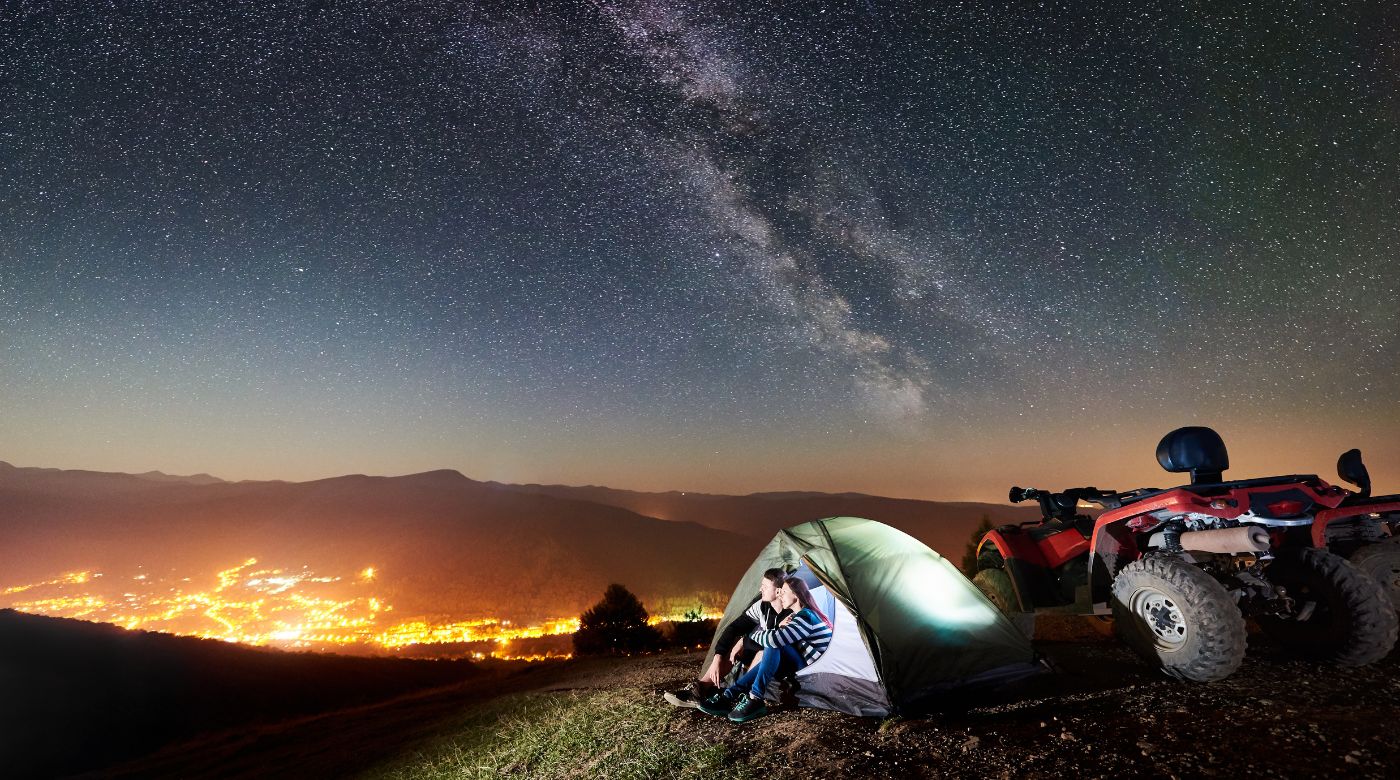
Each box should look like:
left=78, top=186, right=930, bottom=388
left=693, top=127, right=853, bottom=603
left=664, top=568, right=791, bottom=708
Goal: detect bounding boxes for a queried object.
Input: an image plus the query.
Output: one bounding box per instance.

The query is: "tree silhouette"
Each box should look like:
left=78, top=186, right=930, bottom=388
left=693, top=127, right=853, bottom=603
left=960, top=515, right=995, bottom=574
left=572, top=583, right=664, bottom=656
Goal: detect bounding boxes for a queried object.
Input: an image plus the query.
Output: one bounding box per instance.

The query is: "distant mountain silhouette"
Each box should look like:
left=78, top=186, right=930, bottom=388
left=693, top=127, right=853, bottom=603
left=496, top=482, right=1039, bottom=557
left=0, top=459, right=224, bottom=484
left=0, top=461, right=1035, bottom=621
left=132, top=469, right=225, bottom=485
left=0, top=609, right=478, bottom=778
left=0, top=459, right=225, bottom=497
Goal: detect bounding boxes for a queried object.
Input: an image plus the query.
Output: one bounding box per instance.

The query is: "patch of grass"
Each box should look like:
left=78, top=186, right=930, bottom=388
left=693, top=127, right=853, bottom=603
left=877, top=716, right=903, bottom=734
left=360, top=688, right=749, bottom=780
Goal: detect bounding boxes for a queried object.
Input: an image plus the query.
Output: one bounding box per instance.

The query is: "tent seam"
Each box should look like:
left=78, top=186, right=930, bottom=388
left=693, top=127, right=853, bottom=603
left=814, top=516, right=895, bottom=714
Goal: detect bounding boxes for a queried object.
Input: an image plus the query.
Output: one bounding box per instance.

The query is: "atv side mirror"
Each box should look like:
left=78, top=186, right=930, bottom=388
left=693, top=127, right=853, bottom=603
left=1337, top=449, right=1371, bottom=498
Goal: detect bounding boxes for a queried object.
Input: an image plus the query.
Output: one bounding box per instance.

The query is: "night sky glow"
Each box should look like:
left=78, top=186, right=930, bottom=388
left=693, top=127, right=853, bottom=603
left=2, top=1, right=1397, bottom=500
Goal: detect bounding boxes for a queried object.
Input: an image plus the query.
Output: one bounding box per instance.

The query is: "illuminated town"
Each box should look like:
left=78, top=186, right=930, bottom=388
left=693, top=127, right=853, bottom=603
left=0, top=560, right=718, bottom=661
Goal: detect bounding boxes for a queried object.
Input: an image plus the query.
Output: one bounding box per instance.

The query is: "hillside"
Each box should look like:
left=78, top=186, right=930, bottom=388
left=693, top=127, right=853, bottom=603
left=504, top=481, right=1041, bottom=546
left=6, top=560, right=1398, bottom=779
left=97, top=637, right=1400, bottom=779
left=500, top=481, right=1041, bottom=553
left=0, top=610, right=481, bottom=778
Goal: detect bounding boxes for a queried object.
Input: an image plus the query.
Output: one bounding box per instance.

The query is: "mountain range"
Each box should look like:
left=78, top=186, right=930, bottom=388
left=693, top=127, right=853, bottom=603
left=0, top=460, right=1037, bottom=620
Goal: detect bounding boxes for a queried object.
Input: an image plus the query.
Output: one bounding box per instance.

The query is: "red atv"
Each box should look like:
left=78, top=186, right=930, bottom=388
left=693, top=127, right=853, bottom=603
left=972, top=426, right=1400, bottom=682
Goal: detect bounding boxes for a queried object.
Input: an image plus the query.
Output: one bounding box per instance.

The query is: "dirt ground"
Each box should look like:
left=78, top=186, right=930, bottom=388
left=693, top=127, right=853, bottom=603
left=98, top=624, right=1400, bottom=779
left=635, top=621, right=1400, bottom=780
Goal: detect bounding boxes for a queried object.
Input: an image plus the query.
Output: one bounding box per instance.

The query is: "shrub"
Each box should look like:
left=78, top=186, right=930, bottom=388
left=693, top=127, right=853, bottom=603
left=960, top=514, right=995, bottom=574
left=663, top=616, right=717, bottom=650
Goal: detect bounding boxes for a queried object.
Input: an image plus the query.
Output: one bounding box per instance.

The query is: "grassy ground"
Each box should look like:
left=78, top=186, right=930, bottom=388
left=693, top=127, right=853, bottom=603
left=362, top=688, right=747, bottom=780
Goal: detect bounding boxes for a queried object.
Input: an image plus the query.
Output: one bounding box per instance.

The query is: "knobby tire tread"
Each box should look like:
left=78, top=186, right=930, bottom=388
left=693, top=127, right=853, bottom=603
left=1269, top=547, right=1398, bottom=666
left=1110, top=556, right=1246, bottom=682
left=972, top=568, right=1018, bottom=614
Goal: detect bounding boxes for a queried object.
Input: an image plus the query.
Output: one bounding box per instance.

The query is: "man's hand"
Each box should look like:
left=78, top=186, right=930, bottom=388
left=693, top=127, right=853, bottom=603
left=698, top=655, right=723, bottom=686
left=728, top=638, right=744, bottom=664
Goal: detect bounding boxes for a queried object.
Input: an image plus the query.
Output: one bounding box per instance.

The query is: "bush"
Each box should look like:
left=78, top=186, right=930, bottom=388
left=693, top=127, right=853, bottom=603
left=572, top=584, right=664, bottom=656
left=662, top=616, right=717, bottom=650
left=960, top=514, right=995, bottom=574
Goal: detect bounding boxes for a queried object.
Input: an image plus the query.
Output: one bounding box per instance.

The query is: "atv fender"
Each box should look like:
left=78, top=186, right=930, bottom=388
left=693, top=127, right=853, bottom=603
left=1313, top=498, right=1400, bottom=548
left=978, top=532, right=1049, bottom=611
left=1088, top=521, right=1139, bottom=607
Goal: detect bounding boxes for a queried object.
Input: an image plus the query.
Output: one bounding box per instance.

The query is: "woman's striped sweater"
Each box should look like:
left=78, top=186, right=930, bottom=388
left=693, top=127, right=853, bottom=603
left=747, top=607, right=832, bottom=666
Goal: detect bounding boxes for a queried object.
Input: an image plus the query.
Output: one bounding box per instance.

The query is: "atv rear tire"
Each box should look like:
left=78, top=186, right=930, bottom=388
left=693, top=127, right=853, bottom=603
left=1258, top=547, right=1397, bottom=666
left=1349, top=541, right=1400, bottom=612
left=973, top=568, right=1018, bottom=614
left=1110, top=556, right=1246, bottom=682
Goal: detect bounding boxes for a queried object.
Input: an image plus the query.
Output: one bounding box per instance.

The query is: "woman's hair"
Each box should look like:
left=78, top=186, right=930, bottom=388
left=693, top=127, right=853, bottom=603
left=762, top=568, right=787, bottom=586
left=783, top=576, right=832, bottom=628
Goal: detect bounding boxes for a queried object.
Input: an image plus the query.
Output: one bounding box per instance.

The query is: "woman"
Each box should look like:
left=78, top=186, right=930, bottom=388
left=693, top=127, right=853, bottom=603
left=697, top=576, right=833, bottom=723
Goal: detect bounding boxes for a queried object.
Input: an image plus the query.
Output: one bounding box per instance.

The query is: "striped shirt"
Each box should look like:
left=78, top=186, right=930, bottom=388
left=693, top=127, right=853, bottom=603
left=748, top=608, right=832, bottom=666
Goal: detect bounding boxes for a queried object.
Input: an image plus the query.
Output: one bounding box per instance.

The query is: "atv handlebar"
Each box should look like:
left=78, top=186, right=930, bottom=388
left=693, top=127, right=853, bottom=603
left=1008, top=486, right=1041, bottom=504
left=1009, top=485, right=1120, bottom=520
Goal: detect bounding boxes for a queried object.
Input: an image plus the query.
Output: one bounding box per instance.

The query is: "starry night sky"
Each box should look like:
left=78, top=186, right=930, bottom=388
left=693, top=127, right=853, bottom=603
left=2, top=1, right=1397, bottom=500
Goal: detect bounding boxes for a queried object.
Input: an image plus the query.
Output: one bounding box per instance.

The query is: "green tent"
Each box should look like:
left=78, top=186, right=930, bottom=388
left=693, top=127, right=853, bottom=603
left=707, top=516, right=1038, bottom=716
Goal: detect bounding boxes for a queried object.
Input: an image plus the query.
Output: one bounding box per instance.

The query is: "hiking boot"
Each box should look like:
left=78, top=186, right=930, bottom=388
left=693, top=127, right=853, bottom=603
left=696, top=689, right=738, bottom=717
left=726, top=692, right=769, bottom=723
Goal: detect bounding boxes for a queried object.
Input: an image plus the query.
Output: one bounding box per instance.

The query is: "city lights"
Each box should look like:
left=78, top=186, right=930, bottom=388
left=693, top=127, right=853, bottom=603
left=1, top=560, right=580, bottom=660
left=1, top=560, right=718, bottom=661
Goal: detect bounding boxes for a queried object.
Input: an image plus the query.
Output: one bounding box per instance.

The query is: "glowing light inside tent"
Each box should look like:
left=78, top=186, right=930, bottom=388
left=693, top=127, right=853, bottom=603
left=888, top=555, right=1000, bottom=629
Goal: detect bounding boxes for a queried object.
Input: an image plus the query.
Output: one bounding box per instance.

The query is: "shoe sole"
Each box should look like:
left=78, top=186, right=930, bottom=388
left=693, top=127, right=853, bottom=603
left=663, top=692, right=699, bottom=709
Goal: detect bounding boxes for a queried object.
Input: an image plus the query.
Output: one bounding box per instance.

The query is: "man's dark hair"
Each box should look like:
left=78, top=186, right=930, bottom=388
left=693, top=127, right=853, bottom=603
left=763, top=568, right=786, bottom=585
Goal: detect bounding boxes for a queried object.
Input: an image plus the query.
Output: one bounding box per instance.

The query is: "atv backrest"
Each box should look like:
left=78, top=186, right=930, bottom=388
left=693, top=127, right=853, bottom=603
left=1157, top=426, right=1229, bottom=485
left=1338, top=449, right=1371, bottom=498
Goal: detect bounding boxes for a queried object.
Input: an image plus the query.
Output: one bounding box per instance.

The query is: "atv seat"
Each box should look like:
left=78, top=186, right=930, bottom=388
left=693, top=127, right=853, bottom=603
left=1339, top=491, right=1400, bottom=508
left=1178, top=474, right=1320, bottom=496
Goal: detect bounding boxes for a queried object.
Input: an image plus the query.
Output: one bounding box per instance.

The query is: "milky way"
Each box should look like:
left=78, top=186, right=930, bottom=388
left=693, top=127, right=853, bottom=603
left=2, top=1, right=1397, bottom=498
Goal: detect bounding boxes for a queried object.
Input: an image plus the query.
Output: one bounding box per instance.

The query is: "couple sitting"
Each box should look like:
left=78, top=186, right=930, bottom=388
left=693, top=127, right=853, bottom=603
left=666, top=568, right=833, bottom=723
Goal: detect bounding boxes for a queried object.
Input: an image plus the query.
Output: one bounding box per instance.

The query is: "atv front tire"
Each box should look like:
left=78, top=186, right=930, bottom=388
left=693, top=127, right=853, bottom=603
left=972, top=568, right=1018, bottom=614
left=1258, top=547, right=1397, bottom=666
left=1110, top=556, right=1246, bottom=682
left=1349, top=541, right=1400, bottom=612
